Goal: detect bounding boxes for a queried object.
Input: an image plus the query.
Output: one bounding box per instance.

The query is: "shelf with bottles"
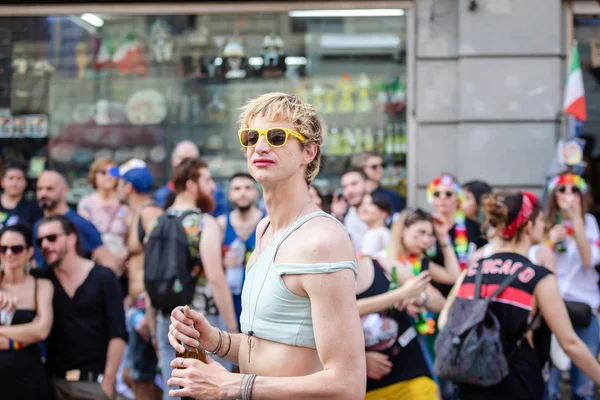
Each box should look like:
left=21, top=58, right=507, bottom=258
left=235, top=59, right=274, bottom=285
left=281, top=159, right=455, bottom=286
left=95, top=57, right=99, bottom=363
left=324, top=120, right=407, bottom=157
left=296, top=73, right=406, bottom=122
left=177, top=71, right=407, bottom=126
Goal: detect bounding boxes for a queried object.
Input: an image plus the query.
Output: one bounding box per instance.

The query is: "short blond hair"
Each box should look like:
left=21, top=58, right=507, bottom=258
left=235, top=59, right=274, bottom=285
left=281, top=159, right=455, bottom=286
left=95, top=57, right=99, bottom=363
left=239, top=92, right=326, bottom=184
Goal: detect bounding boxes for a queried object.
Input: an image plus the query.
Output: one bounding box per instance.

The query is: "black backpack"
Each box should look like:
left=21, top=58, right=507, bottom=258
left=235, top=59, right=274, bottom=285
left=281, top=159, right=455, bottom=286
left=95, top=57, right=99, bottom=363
left=144, top=208, right=203, bottom=314
left=434, top=264, right=526, bottom=387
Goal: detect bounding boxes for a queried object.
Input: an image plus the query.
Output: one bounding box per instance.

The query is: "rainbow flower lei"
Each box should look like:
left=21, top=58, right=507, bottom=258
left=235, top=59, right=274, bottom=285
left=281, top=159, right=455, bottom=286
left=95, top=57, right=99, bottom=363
left=547, top=173, right=588, bottom=194
left=400, top=254, right=435, bottom=335
left=426, top=174, right=469, bottom=270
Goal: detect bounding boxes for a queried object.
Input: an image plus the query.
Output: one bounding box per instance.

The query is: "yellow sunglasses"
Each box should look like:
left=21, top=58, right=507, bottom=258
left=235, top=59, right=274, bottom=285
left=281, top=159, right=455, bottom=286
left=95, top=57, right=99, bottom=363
left=238, top=127, right=307, bottom=148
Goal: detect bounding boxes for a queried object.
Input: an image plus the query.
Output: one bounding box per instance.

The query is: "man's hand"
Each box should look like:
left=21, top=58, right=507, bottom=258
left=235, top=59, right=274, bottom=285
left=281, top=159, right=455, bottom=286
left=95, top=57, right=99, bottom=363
left=223, top=250, right=239, bottom=269
left=101, top=375, right=115, bottom=400
left=169, top=305, right=219, bottom=354
left=168, top=356, right=235, bottom=399
left=365, top=352, right=392, bottom=380
left=432, top=215, right=452, bottom=239
left=330, top=192, right=348, bottom=221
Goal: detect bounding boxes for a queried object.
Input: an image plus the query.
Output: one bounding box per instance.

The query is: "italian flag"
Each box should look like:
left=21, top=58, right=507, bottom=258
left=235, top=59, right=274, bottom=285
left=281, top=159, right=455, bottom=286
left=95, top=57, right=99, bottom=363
left=112, top=33, right=148, bottom=76
left=94, top=34, right=115, bottom=70
left=563, top=42, right=587, bottom=121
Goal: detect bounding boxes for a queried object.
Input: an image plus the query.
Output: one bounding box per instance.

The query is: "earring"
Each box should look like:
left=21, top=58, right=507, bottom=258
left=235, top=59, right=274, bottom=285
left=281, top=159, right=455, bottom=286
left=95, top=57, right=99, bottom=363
left=25, top=260, right=31, bottom=275
left=0, top=263, right=3, bottom=272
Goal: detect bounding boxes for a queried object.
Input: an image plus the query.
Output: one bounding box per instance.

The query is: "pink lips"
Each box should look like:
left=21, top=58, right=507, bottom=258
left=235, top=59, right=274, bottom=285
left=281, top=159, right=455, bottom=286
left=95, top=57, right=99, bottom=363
left=253, top=158, right=275, bottom=168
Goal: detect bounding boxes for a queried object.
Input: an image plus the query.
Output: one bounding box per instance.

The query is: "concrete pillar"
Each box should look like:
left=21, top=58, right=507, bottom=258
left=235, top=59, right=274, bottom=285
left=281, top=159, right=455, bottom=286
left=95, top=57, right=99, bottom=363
left=414, top=0, right=564, bottom=205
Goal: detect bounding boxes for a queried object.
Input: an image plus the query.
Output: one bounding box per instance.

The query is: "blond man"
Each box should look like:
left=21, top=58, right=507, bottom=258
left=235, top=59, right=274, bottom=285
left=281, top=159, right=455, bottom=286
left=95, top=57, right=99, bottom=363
left=167, top=93, right=366, bottom=399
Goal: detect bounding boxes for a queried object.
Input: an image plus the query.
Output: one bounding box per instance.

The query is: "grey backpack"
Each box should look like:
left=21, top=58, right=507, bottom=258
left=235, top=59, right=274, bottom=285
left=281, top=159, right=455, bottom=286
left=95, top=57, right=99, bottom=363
left=433, top=264, right=525, bottom=387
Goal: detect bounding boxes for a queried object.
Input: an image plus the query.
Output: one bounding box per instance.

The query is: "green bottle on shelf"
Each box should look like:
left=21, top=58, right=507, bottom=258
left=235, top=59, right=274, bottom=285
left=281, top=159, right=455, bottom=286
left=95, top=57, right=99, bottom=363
left=328, top=127, right=341, bottom=156
left=364, top=127, right=375, bottom=151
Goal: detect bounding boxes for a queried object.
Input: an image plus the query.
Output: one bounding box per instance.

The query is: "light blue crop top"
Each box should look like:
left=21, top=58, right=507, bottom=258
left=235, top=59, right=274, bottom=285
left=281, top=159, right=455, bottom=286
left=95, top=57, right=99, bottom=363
left=239, top=211, right=357, bottom=349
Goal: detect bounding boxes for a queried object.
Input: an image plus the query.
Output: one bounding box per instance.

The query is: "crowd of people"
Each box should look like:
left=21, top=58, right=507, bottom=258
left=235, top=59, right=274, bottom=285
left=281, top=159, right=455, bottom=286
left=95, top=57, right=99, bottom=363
left=0, top=92, right=599, bottom=399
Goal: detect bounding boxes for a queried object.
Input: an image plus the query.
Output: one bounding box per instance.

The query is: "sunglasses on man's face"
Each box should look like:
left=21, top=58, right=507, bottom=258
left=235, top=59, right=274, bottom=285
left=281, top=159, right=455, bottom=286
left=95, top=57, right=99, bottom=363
left=433, top=191, right=455, bottom=199
left=238, top=128, right=307, bottom=148
left=366, top=163, right=383, bottom=170
left=0, top=245, right=25, bottom=255
left=557, top=185, right=580, bottom=195
left=35, top=233, right=66, bottom=248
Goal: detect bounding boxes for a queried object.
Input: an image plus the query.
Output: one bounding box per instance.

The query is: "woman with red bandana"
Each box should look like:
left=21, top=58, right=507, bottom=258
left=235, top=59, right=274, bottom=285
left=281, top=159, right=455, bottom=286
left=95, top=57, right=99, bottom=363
left=470, top=193, right=555, bottom=273
left=440, top=191, right=600, bottom=400
left=544, top=172, right=600, bottom=400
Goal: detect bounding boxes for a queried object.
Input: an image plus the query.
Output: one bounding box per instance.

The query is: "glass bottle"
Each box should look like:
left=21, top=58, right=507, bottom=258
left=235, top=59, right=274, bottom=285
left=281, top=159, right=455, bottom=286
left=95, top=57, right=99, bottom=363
left=176, top=322, right=207, bottom=400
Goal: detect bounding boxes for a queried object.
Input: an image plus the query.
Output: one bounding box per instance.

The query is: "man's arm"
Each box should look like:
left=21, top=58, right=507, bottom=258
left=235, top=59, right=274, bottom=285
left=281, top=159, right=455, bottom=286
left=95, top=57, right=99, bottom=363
left=102, top=269, right=128, bottom=392
left=200, top=216, right=238, bottom=332
left=102, top=337, right=126, bottom=397
left=217, top=215, right=227, bottom=242
left=221, top=218, right=366, bottom=400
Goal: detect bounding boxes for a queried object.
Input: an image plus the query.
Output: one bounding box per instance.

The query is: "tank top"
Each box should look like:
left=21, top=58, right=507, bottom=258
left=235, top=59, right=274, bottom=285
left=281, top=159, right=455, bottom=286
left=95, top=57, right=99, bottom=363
left=239, top=211, right=357, bottom=349
left=0, top=277, right=50, bottom=399
left=357, top=259, right=432, bottom=392
left=456, top=253, right=552, bottom=399
left=222, top=211, right=265, bottom=265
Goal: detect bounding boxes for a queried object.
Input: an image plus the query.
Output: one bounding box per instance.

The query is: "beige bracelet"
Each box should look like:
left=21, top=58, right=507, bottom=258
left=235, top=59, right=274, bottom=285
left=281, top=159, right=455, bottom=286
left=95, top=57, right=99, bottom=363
left=220, top=331, right=232, bottom=358
left=242, top=374, right=257, bottom=400
left=206, top=329, right=223, bottom=356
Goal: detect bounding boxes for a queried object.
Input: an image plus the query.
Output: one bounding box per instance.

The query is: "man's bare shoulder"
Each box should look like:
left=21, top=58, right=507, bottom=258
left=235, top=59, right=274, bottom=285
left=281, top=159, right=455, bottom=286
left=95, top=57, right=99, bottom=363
left=285, top=216, right=354, bottom=264
left=140, top=205, right=163, bottom=225
left=216, top=214, right=226, bottom=232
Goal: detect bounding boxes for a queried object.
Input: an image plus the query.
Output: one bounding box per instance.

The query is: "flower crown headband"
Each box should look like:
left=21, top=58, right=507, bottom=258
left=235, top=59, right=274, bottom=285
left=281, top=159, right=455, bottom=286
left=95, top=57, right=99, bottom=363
left=427, top=174, right=465, bottom=204
left=547, top=173, right=588, bottom=194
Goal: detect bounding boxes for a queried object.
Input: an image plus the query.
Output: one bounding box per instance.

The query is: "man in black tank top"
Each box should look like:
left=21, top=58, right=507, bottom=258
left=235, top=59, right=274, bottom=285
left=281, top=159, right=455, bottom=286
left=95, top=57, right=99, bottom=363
left=111, top=158, right=163, bottom=399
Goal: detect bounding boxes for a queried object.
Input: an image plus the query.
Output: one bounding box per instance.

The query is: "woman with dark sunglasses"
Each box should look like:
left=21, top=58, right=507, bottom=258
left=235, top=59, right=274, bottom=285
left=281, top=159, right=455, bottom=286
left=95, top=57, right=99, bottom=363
left=426, top=174, right=487, bottom=296
left=544, top=172, right=600, bottom=400
left=0, top=223, right=53, bottom=399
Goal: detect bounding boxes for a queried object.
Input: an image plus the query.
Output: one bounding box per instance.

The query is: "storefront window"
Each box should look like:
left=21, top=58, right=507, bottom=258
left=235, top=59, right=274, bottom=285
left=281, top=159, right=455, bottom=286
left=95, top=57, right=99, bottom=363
left=0, top=9, right=408, bottom=205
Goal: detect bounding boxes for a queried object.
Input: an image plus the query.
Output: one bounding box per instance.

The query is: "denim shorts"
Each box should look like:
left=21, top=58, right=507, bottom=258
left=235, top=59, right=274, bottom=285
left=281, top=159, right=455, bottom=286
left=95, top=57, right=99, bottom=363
left=125, top=325, right=158, bottom=382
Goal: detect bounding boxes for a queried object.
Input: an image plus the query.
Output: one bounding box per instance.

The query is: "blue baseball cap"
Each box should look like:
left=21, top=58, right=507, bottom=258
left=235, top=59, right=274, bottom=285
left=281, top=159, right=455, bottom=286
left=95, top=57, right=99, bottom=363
left=109, top=158, right=153, bottom=194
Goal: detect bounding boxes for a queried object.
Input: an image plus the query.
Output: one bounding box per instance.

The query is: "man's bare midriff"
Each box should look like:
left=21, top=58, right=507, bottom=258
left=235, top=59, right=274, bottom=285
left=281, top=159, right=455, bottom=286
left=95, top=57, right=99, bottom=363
left=237, top=336, right=323, bottom=377
left=126, top=209, right=145, bottom=300
left=127, top=253, right=145, bottom=299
